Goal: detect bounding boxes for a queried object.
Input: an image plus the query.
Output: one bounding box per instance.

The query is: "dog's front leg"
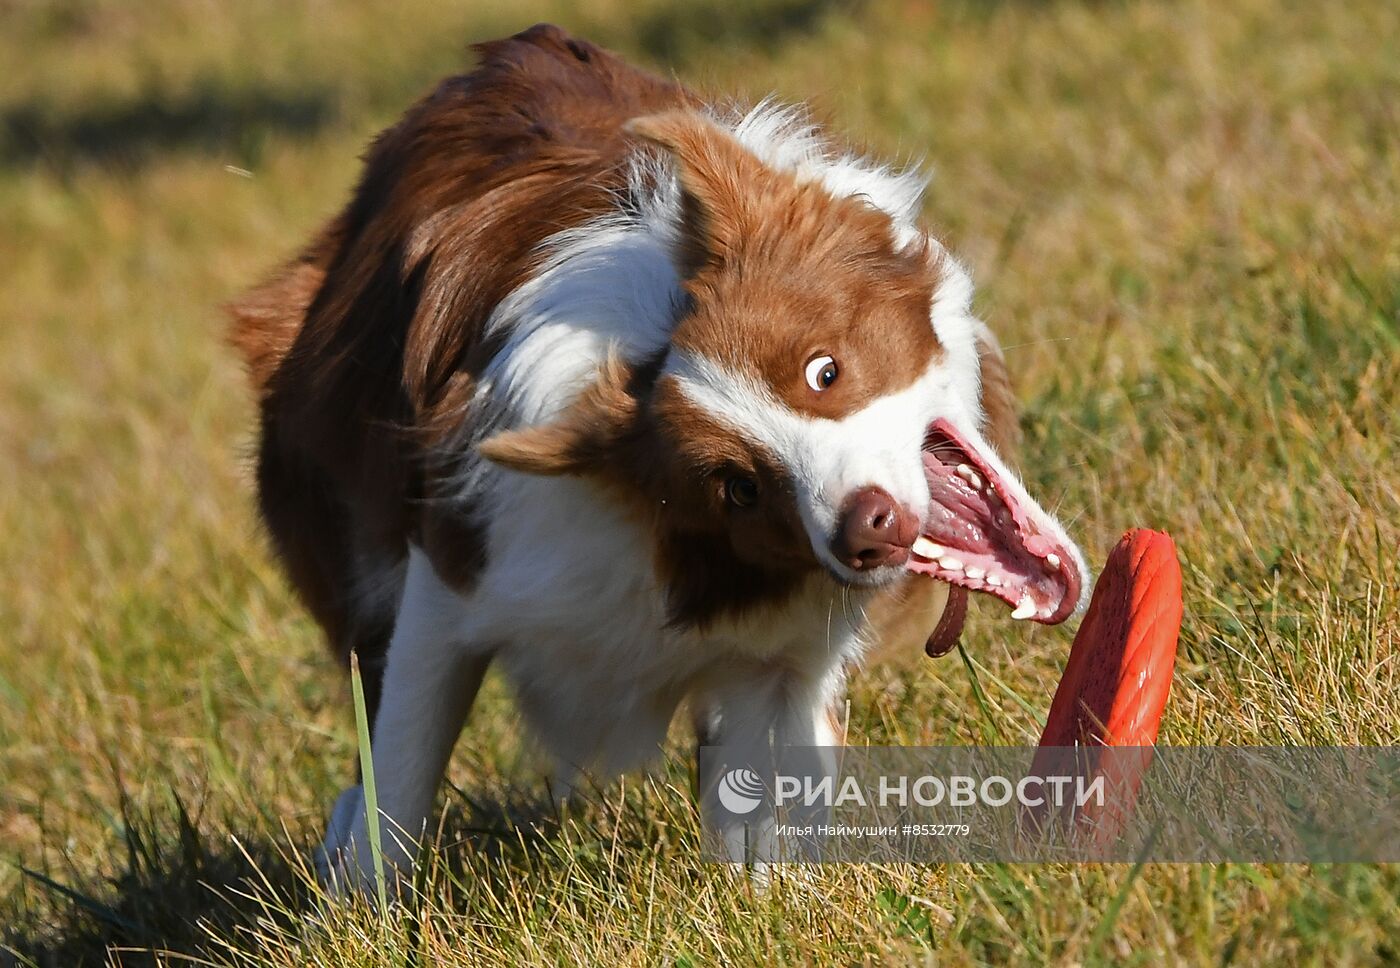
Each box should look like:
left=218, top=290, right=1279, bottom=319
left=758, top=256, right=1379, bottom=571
left=318, top=548, right=489, bottom=898
left=702, top=673, right=840, bottom=877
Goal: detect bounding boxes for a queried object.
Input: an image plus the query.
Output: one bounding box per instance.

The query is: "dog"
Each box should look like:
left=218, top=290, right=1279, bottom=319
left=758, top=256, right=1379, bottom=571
left=228, top=24, right=1087, bottom=888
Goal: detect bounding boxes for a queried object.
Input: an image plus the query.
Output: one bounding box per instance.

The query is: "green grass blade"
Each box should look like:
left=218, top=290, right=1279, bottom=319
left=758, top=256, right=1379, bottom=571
left=350, top=651, right=390, bottom=912
left=957, top=642, right=1006, bottom=744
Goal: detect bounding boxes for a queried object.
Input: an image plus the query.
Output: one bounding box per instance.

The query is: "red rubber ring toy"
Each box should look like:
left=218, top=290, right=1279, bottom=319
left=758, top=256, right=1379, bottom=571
left=1026, top=529, right=1184, bottom=848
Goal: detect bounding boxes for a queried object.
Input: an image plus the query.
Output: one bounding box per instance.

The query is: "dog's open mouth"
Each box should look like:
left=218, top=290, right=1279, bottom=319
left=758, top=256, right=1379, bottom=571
left=911, top=418, right=1084, bottom=656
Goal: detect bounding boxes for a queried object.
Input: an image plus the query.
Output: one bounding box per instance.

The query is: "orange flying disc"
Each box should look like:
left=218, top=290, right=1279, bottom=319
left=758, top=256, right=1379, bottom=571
left=1039, top=528, right=1182, bottom=748
left=1025, top=529, right=1183, bottom=847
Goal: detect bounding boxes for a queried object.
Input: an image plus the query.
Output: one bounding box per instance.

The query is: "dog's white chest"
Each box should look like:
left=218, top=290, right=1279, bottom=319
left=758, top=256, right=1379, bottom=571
left=458, top=475, right=862, bottom=773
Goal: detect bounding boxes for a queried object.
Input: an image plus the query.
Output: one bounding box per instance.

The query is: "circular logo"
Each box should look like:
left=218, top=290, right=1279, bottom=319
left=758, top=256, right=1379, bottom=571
left=716, top=767, right=767, bottom=815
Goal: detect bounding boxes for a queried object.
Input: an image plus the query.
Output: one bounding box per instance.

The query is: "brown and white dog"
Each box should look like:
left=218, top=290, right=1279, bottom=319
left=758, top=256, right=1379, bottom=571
left=229, top=24, right=1086, bottom=886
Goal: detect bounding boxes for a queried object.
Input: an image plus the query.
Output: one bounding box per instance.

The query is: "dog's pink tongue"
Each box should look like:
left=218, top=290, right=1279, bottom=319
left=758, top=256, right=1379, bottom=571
left=910, top=419, right=1082, bottom=626
left=924, top=585, right=968, bottom=657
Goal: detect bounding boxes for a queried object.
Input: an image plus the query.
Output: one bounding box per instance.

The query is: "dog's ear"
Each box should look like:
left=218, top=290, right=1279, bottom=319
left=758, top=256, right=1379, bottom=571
left=974, top=320, right=1021, bottom=456
left=625, top=110, right=763, bottom=277
left=478, top=355, right=641, bottom=476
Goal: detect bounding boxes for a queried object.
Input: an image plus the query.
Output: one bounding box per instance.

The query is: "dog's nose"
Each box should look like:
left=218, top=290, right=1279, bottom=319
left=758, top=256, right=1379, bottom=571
left=832, top=486, right=916, bottom=571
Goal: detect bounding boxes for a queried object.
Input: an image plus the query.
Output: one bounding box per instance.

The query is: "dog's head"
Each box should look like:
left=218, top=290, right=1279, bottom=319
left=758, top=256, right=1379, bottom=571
left=481, top=111, right=1085, bottom=627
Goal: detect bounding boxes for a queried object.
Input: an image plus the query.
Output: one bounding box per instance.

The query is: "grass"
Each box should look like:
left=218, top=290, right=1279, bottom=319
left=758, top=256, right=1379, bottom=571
left=1, top=0, right=1397, bottom=963
left=349, top=653, right=388, bottom=914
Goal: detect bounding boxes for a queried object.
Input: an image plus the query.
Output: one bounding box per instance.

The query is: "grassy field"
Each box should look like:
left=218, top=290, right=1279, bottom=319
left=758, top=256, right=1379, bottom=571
left=2, top=0, right=1398, bottom=963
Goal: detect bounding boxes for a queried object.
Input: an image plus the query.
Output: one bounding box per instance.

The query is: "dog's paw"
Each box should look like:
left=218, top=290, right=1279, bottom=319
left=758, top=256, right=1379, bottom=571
left=314, top=785, right=371, bottom=898
left=314, top=785, right=417, bottom=902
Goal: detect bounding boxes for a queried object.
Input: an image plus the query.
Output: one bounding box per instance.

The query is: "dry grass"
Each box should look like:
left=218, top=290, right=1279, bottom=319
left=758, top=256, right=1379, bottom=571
left=2, top=0, right=1397, bottom=964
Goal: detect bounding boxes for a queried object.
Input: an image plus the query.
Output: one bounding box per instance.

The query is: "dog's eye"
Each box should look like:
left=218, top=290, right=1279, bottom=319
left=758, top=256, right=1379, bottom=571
left=805, top=355, right=838, bottom=391
left=724, top=475, right=760, bottom=508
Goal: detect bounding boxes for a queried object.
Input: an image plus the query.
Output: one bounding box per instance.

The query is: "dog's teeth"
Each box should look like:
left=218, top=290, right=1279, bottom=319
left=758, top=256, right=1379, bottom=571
left=985, top=573, right=1004, bottom=587
left=1011, top=596, right=1036, bottom=620
left=956, top=464, right=984, bottom=489
left=938, top=556, right=964, bottom=572
left=1046, top=553, right=1062, bottom=568
left=1039, top=606, right=1054, bottom=619
left=912, top=537, right=944, bottom=559
left=964, top=566, right=985, bottom=580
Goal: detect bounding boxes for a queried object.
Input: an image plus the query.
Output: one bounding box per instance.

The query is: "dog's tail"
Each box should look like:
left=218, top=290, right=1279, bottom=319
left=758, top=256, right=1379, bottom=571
left=225, top=217, right=344, bottom=397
